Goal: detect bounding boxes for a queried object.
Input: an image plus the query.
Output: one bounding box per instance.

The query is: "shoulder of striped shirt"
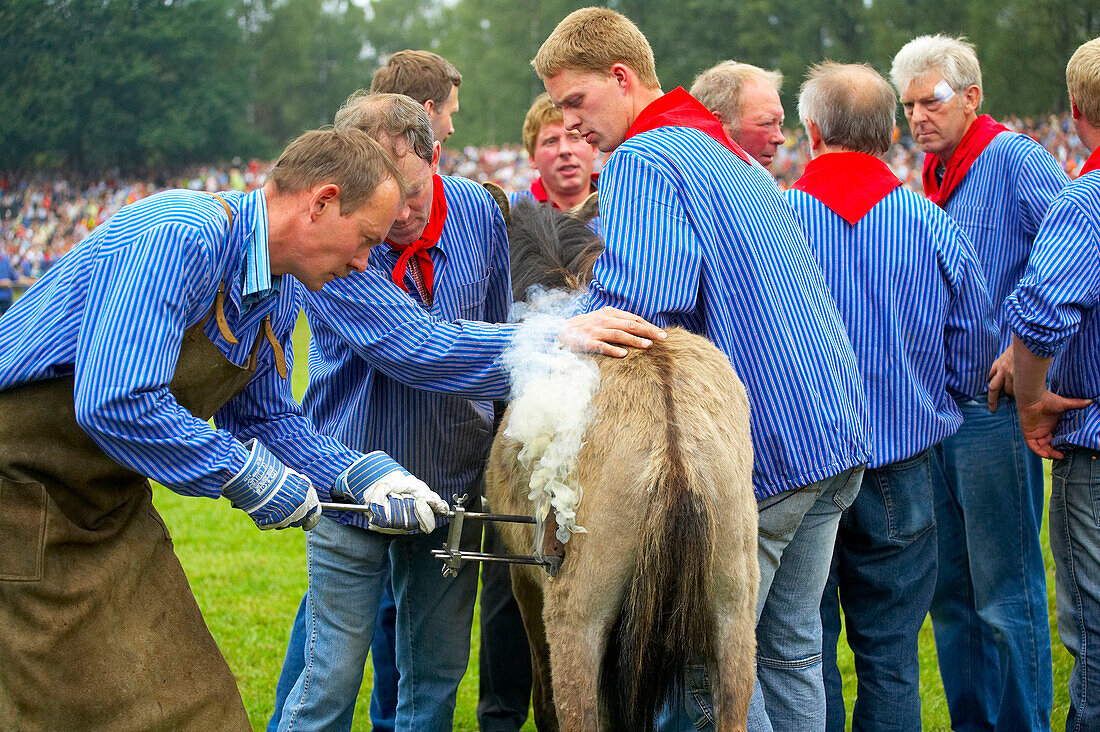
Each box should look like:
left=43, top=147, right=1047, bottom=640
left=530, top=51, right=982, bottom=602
left=989, top=128, right=1057, bottom=166
left=442, top=174, right=499, bottom=216
left=1058, top=174, right=1100, bottom=226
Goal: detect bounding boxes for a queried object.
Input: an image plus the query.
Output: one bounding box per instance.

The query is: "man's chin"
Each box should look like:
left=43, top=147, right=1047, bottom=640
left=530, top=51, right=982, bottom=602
left=552, top=177, right=587, bottom=195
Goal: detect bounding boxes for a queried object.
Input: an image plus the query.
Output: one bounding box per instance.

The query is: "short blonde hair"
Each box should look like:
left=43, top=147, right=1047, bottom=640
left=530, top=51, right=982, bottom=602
left=1068, top=37, right=1100, bottom=127
left=522, top=93, right=565, bottom=158
left=532, top=7, right=659, bottom=89
left=891, top=34, right=983, bottom=106
left=268, top=127, right=408, bottom=213
left=691, top=61, right=783, bottom=135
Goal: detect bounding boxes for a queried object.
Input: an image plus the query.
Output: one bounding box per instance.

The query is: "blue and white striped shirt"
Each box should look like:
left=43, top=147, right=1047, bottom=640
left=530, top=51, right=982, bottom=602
left=942, top=131, right=1068, bottom=356
left=302, top=176, right=514, bottom=523
left=587, top=126, right=871, bottom=499
left=0, top=188, right=361, bottom=498
left=786, top=180, right=998, bottom=468
left=1005, top=169, right=1100, bottom=451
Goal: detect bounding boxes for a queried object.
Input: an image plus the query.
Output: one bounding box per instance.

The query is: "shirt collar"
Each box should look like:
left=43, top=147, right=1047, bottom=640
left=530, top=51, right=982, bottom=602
left=792, top=152, right=902, bottom=225
left=529, top=174, right=599, bottom=209
left=1080, top=145, right=1100, bottom=177
left=624, top=87, right=753, bottom=164
left=238, top=188, right=281, bottom=314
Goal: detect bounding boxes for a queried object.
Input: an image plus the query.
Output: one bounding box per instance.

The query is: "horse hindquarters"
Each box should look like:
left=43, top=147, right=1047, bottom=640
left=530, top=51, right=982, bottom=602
left=485, top=330, right=757, bottom=732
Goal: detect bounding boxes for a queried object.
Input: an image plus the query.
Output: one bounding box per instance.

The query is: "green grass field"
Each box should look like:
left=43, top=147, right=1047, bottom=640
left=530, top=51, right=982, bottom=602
left=152, top=313, right=1074, bottom=731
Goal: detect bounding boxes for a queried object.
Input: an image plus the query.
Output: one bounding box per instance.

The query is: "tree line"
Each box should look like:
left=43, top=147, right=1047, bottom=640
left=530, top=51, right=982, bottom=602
left=3, top=0, right=1099, bottom=172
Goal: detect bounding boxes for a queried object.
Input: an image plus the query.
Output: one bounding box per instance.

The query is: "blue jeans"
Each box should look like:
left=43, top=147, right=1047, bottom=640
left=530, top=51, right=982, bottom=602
left=270, top=571, right=401, bottom=732
left=370, top=574, right=399, bottom=732
left=269, top=516, right=478, bottom=732
left=1050, top=447, right=1100, bottom=732
left=821, top=450, right=938, bottom=732
left=658, top=465, right=864, bottom=732
left=931, top=396, right=1052, bottom=732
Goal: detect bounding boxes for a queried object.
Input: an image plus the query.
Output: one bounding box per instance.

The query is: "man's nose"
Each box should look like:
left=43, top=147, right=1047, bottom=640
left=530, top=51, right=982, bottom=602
left=348, top=253, right=371, bottom=273
left=394, top=200, right=413, bottom=224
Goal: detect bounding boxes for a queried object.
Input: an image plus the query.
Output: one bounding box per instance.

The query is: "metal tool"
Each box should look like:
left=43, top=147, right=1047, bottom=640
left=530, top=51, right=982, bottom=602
left=430, top=493, right=562, bottom=578
left=321, top=494, right=562, bottom=578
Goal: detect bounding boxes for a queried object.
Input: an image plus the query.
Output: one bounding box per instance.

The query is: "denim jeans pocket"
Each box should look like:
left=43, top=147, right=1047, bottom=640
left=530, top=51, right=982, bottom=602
left=685, top=664, right=715, bottom=729
left=757, top=488, right=821, bottom=542
left=876, top=451, right=935, bottom=542
left=1081, top=451, right=1100, bottom=529
left=830, top=466, right=864, bottom=512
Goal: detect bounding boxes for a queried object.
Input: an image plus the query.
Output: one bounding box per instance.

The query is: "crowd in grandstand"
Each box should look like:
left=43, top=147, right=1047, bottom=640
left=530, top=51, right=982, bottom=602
left=0, top=112, right=1090, bottom=286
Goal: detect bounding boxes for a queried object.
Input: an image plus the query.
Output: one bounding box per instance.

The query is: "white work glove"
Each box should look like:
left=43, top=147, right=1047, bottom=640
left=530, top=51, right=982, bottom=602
left=330, top=452, right=448, bottom=534
left=220, top=439, right=322, bottom=531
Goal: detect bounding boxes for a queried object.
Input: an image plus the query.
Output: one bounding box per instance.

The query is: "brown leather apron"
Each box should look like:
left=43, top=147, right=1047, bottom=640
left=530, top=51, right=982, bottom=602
left=0, top=200, right=281, bottom=730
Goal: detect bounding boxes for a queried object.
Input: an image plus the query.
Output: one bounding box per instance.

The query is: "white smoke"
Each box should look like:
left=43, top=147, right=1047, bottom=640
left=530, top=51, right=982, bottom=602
left=502, top=287, right=600, bottom=548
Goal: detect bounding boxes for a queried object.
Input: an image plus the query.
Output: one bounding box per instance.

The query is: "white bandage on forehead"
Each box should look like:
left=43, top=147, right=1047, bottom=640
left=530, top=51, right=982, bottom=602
left=933, top=79, right=956, bottom=104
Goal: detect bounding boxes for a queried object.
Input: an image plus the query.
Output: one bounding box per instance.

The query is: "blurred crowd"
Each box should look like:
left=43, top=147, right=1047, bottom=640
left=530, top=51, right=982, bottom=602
left=2, top=112, right=1090, bottom=283
left=0, top=161, right=266, bottom=282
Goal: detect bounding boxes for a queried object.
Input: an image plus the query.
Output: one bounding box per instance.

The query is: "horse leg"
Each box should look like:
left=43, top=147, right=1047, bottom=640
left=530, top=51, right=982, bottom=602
left=510, top=565, right=558, bottom=732
left=542, top=537, right=634, bottom=732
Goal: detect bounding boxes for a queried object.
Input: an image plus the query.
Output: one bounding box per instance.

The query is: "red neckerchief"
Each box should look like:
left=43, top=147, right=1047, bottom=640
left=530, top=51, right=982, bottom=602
left=1079, top=146, right=1100, bottom=177
left=921, top=114, right=1010, bottom=207
left=529, top=173, right=599, bottom=208
left=624, top=87, right=753, bottom=164
left=793, top=152, right=902, bottom=225
left=387, top=174, right=446, bottom=298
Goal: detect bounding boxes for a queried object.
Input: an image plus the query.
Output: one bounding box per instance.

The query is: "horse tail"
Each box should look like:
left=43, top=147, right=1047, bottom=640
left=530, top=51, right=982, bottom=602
left=599, top=343, right=718, bottom=731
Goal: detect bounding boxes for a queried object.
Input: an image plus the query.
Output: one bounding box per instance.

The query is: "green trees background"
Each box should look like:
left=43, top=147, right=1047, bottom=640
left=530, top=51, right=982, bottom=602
left=3, top=0, right=1099, bottom=171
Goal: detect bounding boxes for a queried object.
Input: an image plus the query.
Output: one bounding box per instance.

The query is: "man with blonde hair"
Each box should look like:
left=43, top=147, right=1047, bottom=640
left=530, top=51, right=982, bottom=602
left=371, top=50, right=462, bottom=143
left=1006, top=36, right=1100, bottom=731
left=891, top=34, right=1068, bottom=731
left=512, top=92, right=599, bottom=215
left=786, top=61, right=998, bottom=732
left=536, top=8, right=870, bottom=731
left=691, top=61, right=786, bottom=168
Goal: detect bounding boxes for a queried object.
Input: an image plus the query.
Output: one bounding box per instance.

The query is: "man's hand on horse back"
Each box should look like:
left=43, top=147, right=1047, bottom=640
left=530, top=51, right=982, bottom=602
left=561, top=307, right=666, bottom=357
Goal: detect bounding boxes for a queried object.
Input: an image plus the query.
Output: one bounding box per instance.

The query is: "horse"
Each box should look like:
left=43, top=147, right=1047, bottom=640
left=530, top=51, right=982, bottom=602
left=482, top=193, right=759, bottom=731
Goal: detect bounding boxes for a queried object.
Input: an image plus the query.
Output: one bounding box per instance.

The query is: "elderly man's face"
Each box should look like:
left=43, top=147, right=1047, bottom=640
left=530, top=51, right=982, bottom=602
left=530, top=120, right=598, bottom=199
left=732, top=79, right=786, bottom=167
left=901, top=71, right=975, bottom=159
left=544, top=69, right=634, bottom=153
left=386, top=141, right=440, bottom=247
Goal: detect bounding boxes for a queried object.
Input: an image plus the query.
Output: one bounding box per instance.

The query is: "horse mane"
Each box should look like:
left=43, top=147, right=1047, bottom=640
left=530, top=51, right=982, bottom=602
left=507, top=198, right=604, bottom=303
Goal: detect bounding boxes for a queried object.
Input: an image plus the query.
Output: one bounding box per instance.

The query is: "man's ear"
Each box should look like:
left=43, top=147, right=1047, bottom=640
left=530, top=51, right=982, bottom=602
left=805, top=118, right=823, bottom=149
left=1072, top=96, right=1082, bottom=120
left=422, top=99, right=436, bottom=116
left=610, top=63, right=631, bottom=90
left=961, top=84, right=982, bottom=115
left=430, top=141, right=442, bottom=173
left=309, top=183, right=341, bottom=220
left=711, top=109, right=727, bottom=126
